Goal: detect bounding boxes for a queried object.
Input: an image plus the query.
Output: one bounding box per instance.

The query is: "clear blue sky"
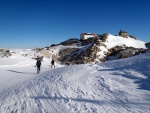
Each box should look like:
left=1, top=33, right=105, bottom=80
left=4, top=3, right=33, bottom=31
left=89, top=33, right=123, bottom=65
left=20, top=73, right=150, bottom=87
left=0, top=0, right=150, bottom=48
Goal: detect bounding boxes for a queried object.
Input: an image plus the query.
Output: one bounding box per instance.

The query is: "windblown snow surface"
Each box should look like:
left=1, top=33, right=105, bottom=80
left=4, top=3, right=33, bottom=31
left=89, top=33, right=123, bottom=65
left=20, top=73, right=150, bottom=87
left=0, top=51, right=150, bottom=113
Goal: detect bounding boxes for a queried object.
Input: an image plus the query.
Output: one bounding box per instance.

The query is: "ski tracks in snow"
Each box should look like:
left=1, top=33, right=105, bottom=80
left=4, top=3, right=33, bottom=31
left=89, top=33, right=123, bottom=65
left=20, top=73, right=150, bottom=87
left=0, top=69, right=70, bottom=113
left=0, top=63, right=150, bottom=113
left=93, top=64, right=150, bottom=113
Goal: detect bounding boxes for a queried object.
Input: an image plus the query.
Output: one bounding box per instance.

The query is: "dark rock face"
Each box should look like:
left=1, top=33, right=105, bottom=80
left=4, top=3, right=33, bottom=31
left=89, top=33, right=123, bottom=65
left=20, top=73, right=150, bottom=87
left=0, top=49, right=12, bottom=58
left=59, top=48, right=79, bottom=57
left=98, top=33, right=109, bottom=42
left=116, top=49, right=137, bottom=59
left=107, top=45, right=126, bottom=56
left=80, top=37, right=95, bottom=45
left=60, top=38, right=80, bottom=46
left=129, top=35, right=137, bottom=40
left=145, top=42, right=150, bottom=49
left=119, top=30, right=128, bottom=38
left=108, top=47, right=147, bottom=59
left=58, top=48, right=79, bottom=63
left=56, top=32, right=148, bottom=64
left=50, top=44, right=57, bottom=47
left=59, top=38, right=107, bottom=64
left=118, top=30, right=137, bottom=40
left=58, top=37, right=148, bottom=64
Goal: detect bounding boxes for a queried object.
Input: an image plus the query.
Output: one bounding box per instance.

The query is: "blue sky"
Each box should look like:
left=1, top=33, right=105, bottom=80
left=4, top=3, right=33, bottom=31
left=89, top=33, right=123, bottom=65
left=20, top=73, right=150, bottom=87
left=0, top=0, right=150, bottom=48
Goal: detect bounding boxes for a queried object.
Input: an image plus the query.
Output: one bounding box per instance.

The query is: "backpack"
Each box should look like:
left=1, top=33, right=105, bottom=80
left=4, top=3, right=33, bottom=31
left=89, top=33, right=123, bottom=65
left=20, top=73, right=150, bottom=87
left=36, top=60, right=41, bottom=66
left=51, top=60, right=54, bottom=65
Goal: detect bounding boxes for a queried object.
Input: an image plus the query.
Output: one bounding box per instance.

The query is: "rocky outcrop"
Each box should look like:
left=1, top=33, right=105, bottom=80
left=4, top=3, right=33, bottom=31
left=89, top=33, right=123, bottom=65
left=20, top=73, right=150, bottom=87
left=58, top=48, right=79, bottom=62
left=119, top=30, right=128, bottom=38
left=145, top=42, right=150, bottom=49
left=37, top=48, right=53, bottom=58
left=0, top=49, right=12, bottom=58
left=59, top=38, right=107, bottom=64
left=55, top=31, right=148, bottom=64
left=60, top=38, right=79, bottom=46
left=107, top=45, right=126, bottom=56
left=33, top=48, right=54, bottom=58
left=116, top=48, right=147, bottom=59
left=118, top=30, right=137, bottom=40
left=80, top=37, right=95, bottom=45
left=59, top=48, right=79, bottom=57
left=99, top=33, right=109, bottom=42
left=116, top=48, right=136, bottom=59
left=107, top=46, right=148, bottom=59
left=58, top=36, right=149, bottom=64
left=129, top=35, right=137, bottom=40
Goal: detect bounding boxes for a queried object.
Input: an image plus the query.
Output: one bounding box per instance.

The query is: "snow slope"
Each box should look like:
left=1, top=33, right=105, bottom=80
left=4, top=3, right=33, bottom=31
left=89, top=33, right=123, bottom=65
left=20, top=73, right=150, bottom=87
left=96, top=34, right=147, bottom=61
left=0, top=50, right=150, bottom=113
left=105, top=34, right=146, bottom=49
left=53, top=34, right=146, bottom=58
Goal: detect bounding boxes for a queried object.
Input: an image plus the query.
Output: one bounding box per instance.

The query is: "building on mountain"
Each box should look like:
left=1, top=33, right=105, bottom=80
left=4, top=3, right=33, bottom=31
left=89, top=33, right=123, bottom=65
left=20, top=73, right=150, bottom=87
left=119, top=30, right=128, bottom=37
left=80, top=32, right=97, bottom=40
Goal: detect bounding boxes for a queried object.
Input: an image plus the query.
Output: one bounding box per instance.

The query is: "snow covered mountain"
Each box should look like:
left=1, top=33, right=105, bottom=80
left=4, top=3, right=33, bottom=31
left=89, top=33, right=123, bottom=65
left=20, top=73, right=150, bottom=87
left=54, top=33, right=148, bottom=64
left=0, top=32, right=150, bottom=113
left=0, top=33, right=149, bottom=65
left=0, top=50, right=150, bottom=113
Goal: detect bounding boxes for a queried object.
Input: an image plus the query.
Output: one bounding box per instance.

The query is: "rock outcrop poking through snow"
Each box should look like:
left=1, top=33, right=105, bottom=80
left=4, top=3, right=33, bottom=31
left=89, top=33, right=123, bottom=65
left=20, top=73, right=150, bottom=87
left=59, top=38, right=107, bottom=64
left=115, top=47, right=148, bottom=59
left=145, top=42, right=150, bottom=49
left=57, top=33, right=147, bottom=64
left=1, top=31, right=147, bottom=65
left=60, top=38, right=80, bottom=46
left=0, top=49, right=12, bottom=58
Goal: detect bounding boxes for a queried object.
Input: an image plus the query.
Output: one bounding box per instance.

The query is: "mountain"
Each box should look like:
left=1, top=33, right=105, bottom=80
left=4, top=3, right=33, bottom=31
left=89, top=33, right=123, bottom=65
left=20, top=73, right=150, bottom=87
left=48, top=33, right=149, bottom=64
left=1, top=32, right=149, bottom=65
left=0, top=32, right=150, bottom=112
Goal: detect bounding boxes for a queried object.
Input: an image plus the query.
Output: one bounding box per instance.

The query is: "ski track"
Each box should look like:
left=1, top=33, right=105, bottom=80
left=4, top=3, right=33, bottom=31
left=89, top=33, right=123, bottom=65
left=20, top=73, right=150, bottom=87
left=0, top=54, right=150, bottom=112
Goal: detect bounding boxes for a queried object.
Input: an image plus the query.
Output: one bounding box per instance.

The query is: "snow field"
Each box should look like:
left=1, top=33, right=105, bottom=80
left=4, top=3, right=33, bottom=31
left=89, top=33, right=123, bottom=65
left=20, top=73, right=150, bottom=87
left=0, top=53, right=150, bottom=113
left=0, top=38, right=149, bottom=113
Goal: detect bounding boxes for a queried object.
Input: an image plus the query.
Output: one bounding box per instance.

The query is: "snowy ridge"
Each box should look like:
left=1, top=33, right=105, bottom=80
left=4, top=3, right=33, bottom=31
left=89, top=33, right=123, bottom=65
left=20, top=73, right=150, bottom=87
left=105, top=34, right=146, bottom=49
left=55, top=33, right=147, bottom=64
left=0, top=34, right=147, bottom=65
left=0, top=52, right=150, bottom=113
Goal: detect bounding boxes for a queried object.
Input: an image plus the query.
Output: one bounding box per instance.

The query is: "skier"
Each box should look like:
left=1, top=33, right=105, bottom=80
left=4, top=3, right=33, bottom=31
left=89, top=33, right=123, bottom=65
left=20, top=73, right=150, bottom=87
left=51, top=59, right=55, bottom=68
left=36, top=60, right=41, bottom=74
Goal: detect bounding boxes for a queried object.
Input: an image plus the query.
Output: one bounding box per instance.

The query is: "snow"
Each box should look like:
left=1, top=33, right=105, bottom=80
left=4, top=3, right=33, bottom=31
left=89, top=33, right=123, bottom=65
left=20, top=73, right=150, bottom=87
left=105, top=34, right=146, bottom=49
left=50, top=45, right=81, bottom=57
left=95, top=34, right=147, bottom=61
left=97, top=46, right=108, bottom=58
left=0, top=48, right=150, bottom=113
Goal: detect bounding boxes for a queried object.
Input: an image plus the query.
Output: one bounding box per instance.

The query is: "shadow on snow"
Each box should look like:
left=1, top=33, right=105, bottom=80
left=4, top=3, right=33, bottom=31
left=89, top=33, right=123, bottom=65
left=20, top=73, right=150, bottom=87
left=31, top=96, right=150, bottom=106
left=7, top=70, right=36, bottom=74
left=98, top=60, right=150, bottom=91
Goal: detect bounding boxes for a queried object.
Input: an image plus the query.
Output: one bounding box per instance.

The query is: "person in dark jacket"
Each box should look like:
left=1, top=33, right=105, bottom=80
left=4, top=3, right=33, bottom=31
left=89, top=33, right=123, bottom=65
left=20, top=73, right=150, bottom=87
left=36, top=60, right=41, bottom=74
left=51, top=59, right=55, bottom=68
